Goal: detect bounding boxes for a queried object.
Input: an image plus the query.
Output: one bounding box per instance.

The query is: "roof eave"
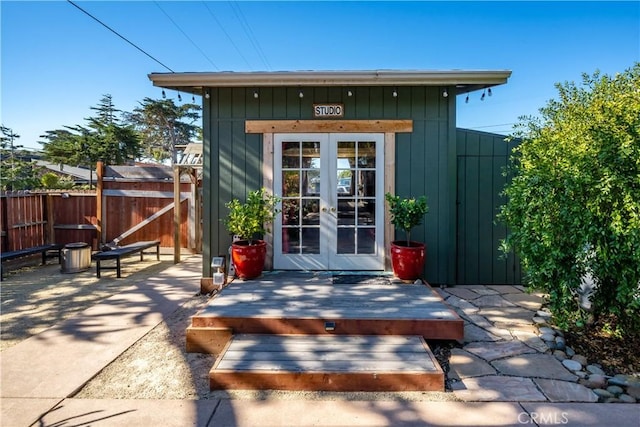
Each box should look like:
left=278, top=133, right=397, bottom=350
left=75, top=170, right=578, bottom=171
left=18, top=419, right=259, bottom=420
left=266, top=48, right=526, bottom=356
left=148, top=70, right=512, bottom=96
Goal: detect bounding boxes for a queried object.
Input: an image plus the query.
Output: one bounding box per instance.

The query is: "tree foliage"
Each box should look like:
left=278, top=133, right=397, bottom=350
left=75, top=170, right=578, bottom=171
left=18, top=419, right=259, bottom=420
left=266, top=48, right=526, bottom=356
left=125, top=97, right=201, bottom=164
left=40, top=95, right=141, bottom=167
left=499, top=64, right=640, bottom=331
left=0, top=126, right=43, bottom=190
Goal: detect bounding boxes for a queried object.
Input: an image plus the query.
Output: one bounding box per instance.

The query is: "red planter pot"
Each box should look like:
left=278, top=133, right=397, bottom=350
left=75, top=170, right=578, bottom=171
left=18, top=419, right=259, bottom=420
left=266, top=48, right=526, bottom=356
left=390, top=241, right=426, bottom=280
left=231, top=240, right=267, bottom=279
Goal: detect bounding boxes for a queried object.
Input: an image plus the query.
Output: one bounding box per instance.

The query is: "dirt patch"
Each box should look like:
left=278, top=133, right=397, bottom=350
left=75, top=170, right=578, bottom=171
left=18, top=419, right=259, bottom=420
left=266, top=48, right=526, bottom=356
left=564, top=315, right=640, bottom=376
left=74, top=294, right=216, bottom=399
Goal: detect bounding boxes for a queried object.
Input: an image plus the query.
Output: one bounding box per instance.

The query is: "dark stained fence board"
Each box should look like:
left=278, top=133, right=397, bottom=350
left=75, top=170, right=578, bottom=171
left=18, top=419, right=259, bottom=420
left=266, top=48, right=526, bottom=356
left=456, top=129, right=523, bottom=285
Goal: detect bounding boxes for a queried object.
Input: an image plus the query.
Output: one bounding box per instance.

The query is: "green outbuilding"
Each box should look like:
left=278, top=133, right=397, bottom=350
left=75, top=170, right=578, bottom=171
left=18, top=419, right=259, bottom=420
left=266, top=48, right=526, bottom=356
left=149, top=69, right=520, bottom=286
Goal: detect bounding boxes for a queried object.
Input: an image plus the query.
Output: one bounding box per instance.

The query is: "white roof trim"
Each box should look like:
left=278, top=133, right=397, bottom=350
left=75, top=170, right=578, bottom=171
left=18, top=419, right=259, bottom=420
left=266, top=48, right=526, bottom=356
left=148, top=69, right=511, bottom=91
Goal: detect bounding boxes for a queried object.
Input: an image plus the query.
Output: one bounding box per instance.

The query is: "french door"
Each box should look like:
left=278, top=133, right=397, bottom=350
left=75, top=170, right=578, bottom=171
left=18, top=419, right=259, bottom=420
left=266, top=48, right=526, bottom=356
left=273, top=133, right=384, bottom=270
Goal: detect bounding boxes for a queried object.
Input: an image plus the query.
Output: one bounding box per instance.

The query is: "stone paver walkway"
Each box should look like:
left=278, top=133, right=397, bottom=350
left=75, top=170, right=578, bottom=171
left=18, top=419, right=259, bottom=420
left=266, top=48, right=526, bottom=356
left=437, top=285, right=601, bottom=403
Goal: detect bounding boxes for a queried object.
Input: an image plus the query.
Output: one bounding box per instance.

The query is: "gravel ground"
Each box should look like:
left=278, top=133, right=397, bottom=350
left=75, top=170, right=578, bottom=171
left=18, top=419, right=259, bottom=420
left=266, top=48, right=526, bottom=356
left=1, top=255, right=458, bottom=402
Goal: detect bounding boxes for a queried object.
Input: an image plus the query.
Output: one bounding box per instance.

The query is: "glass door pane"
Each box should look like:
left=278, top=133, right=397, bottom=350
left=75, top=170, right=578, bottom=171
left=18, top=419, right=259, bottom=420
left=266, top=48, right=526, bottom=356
left=281, top=140, right=321, bottom=255
left=336, top=139, right=377, bottom=255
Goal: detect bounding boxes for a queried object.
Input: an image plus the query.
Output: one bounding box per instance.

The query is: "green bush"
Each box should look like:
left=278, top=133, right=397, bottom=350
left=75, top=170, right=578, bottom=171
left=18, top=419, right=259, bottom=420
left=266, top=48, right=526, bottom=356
left=499, top=64, right=640, bottom=332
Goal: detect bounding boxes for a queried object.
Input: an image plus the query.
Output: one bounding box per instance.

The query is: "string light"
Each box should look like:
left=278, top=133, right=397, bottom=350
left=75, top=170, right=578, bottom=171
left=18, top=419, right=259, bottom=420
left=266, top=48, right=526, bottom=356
left=192, top=95, right=195, bottom=103
left=488, top=88, right=493, bottom=97
left=178, top=93, right=182, bottom=102
left=299, top=90, right=304, bottom=98
left=392, top=89, right=398, bottom=98
left=481, top=89, right=486, bottom=101
left=162, top=90, right=166, bottom=99
left=465, top=94, right=469, bottom=104
left=443, top=89, right=448, bottom=98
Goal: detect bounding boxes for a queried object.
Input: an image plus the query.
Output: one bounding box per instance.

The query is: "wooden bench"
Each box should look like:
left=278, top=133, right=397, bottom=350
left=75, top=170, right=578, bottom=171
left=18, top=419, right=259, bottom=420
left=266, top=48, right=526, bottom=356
left=0, top=244, right=63, bottom=281
left=92, top=240, right=161, bottom=278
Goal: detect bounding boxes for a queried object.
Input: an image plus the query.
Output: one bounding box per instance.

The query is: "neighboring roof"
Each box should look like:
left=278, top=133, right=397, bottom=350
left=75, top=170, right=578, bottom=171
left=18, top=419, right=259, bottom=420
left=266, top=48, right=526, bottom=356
left=35, top=160, right=98, bottom=182
left=104, top=165, right=191, bottom=182
left=148, top=69, right=512, bottom=96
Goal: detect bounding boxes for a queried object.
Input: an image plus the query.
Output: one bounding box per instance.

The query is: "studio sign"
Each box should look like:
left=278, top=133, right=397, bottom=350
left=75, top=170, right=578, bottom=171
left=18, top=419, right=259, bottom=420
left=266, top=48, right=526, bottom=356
left=313, top=103, right=344, bottom=118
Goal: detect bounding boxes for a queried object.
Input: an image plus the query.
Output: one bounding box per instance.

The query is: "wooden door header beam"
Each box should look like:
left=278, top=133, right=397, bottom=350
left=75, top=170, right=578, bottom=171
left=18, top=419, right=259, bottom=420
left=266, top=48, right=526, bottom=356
left=246, top=120, right=413, bottom=134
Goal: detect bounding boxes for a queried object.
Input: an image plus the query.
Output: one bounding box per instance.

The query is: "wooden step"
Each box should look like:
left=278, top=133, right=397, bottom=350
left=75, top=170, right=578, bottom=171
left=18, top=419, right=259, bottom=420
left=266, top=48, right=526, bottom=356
left=210, top=334, right=444, bottom=392
left=191, top=281, right=464, bottom=342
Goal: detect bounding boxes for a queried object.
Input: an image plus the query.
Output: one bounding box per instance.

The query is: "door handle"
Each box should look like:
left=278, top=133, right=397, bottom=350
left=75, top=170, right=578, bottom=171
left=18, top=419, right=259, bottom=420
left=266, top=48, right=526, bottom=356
left=330, top=207, right=336, bottom=212
left=322, top=207, right=328, bottom=212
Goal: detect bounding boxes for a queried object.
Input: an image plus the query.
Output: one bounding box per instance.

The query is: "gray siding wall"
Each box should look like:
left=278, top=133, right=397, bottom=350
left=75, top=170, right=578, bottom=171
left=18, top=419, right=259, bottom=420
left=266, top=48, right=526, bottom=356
left=203, top=86, right=456, bottom=284
left=456, top=129, right=522, bottom=285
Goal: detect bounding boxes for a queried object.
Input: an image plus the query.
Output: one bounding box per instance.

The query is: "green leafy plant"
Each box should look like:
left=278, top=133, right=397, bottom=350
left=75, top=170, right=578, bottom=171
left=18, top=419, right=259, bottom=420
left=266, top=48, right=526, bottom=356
left=385, top=192, right=429, bottom=246
left=224, top=188, right=281, bottom=245
left=499, top=64, right=640, bottom=333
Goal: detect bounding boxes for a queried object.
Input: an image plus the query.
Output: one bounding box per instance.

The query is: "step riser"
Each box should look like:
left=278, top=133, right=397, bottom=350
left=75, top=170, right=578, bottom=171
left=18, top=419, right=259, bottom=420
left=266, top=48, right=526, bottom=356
left=191, top=317, right=463, bottom=341
left=186, top=326, right=232, bottom=354
left=210, top=372, right=444, bottom=392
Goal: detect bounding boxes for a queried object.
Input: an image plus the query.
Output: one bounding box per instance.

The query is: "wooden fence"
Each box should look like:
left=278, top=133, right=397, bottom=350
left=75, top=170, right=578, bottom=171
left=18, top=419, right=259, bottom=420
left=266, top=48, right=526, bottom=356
left=1, top=166, right=201, bottom=253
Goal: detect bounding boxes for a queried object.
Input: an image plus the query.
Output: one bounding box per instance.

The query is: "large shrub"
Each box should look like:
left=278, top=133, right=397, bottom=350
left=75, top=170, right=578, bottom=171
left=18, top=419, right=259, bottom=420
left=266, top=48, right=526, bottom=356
left=499, top=64, right=640, bottom=332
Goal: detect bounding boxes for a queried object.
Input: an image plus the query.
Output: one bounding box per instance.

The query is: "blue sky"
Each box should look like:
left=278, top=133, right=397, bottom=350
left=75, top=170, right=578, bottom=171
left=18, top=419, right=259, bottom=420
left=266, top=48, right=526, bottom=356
left=1, top=1, right=639, bottom=150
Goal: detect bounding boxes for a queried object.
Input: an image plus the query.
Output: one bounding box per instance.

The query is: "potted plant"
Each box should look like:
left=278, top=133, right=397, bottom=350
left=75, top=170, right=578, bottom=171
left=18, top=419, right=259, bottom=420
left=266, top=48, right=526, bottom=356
left=385, top=192, right=429, bottom=280
left=224, top=188, right=281, bottom=279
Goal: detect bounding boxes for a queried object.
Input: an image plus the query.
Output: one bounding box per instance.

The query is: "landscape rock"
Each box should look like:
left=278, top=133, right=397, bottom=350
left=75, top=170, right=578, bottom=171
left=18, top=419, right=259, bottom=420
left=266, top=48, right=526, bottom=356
left=562, top=359, right=583, bottom=372
left=565, top=346, right=576, bottom=357
left=586, top=364, right=605, bottom=376
left=532, top=316, right=547, bottom=325
left=574, top=371, right=588, bottom=379
left=608, top=374, right=637, bottom=387
left=626, top=385, right=640, bottom=400
left=553, top=350, right=567, bottom=361
left=571, top=354, right=588, bottom=367
left=540, top=332, right=556, bottom=342
left=593, top=388, right=614, bottom=399
left=583, top=374, right=607, bottom=389
left=536, top=310, right=552, bottom=319
left=618, top=394, right=637, bottom=403
left=606, top=385, right=624, bottom=396
left=538, top=326, right=556, bottom=336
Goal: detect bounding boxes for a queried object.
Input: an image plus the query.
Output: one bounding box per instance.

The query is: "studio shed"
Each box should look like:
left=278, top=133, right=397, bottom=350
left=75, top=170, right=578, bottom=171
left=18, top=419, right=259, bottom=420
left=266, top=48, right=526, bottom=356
left=149, top=70, right=517, bottom=285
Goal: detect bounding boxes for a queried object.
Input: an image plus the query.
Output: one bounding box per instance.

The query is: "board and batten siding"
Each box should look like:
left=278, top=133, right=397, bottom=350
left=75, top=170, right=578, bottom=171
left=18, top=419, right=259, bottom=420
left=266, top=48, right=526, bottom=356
left=456, top=129, right=523, bottom=285
left=203, top=86, right=456, bottom=284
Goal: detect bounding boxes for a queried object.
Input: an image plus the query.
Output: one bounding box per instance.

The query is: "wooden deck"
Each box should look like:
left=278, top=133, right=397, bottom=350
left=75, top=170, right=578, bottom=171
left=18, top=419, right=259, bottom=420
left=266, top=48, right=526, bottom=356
left=190, top=272, right=463, bottom=340
left=188, top=272, right=463, bottom=392
left=210, top=334, right=444, bottom=391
